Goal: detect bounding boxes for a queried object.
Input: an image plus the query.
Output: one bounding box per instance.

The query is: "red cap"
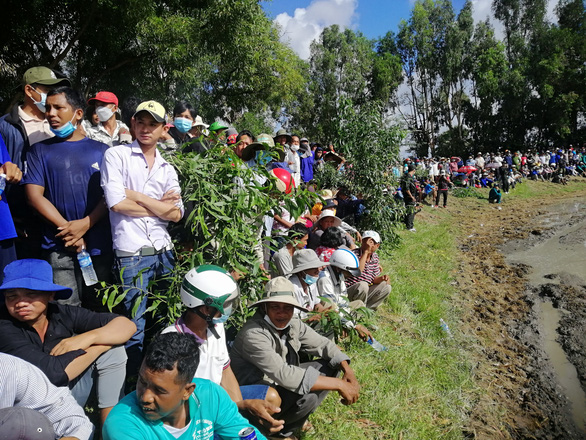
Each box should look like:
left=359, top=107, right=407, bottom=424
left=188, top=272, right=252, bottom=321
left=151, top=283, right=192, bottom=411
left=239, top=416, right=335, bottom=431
left=88, top=91, right=118, bottom=106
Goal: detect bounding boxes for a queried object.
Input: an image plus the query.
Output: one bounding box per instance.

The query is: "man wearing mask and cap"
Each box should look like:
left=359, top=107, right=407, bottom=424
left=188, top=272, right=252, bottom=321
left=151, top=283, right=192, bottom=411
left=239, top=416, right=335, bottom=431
left=85, top=91, right=131, bottom=147
left=23, top=87, right=113, bottom=307
left=0, top=66, right=70, bottom=259
left=231, top=277, right=360, bottom=440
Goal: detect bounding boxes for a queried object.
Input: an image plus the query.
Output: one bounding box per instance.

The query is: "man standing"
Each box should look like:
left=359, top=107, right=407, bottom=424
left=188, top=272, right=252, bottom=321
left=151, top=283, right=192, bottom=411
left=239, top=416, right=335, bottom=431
left=85, top=91, right=131, bottom=147
left=23, top=87, right=112, bottom=307
left=0, top=66, right=70, bottom=258
left=401, top=164, right=417, bottom=232
left=289, top=134, right=302, bottom=187
left=101, top=100, right=184, bottom=375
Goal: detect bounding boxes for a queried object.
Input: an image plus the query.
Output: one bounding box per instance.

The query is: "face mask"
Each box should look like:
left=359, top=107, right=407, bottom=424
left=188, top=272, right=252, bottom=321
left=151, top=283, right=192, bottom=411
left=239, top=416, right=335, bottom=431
left=211, top=304, right=232, bottom=325
left=96, top=106, right=114, bottom=122
left=303, top=272, right=319, bottom=286
left=290, top=144, right=299, bottom=152
left=174, top=117, right=193, bottom=134
left=50, top=114, right=77, bottom=139
left=264, top=314, right=290, bottom=331
left=30, top=87, right=47, bottom=113
left=255, top=150, right=272, bottom=166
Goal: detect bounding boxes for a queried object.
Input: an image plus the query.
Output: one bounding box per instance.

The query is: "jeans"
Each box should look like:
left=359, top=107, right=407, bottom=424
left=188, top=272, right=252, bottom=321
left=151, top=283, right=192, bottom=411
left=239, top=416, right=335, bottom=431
left=45, top=250, right=113, bottom=307
left=114, top=250, right=175, bottom=376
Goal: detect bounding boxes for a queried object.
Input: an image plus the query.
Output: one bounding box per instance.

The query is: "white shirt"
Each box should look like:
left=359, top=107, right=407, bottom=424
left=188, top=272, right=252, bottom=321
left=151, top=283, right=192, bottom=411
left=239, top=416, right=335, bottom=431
left=162, top=322, right=230, bottom=385
left=101, top=141, right=183, bottom=252
left=0, top=353, right=94, bottom=440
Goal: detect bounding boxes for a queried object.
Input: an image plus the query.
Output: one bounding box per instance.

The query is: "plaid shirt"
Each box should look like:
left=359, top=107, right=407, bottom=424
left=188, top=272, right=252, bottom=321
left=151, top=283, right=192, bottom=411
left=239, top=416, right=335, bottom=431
left=345, top=248, right=381, bottom=287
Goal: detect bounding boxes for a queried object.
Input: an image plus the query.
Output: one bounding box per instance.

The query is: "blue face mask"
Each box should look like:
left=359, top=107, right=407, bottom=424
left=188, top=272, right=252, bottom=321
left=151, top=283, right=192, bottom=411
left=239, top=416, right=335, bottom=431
left=303, top=273, right=319, bottom=286
left=211, top=305, right=232, bottom=325
left=31, top=87, right=47, bottom=113
left=174, top=117, right=193, bottom=134
left=50, top=115, right=77, bottom=139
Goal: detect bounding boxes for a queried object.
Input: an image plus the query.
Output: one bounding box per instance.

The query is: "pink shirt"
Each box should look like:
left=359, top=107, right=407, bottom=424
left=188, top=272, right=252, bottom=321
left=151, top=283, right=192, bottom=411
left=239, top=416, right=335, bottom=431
left=101, top=142, right=183, bottom=252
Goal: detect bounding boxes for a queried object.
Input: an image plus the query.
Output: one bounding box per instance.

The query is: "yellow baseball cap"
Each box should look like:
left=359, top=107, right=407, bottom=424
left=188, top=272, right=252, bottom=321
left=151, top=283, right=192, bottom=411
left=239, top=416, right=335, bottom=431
left=133, top=100, right=166, bottom=123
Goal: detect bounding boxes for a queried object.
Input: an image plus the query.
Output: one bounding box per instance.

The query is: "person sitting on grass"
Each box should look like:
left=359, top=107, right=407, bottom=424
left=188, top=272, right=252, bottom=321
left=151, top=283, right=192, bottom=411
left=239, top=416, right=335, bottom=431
left=0, top=259, right=136, bottom=429
left=287, top=249, right=331, bottom=320
left=488, top=183, right=502, bottom=204
left=269, top=223, right=309, bottom=278
left=103, top=332, right=266, bottom=440
left=162, top=265, right=284, bottom=435
left=344, top=231, right=391, bottom=311
left=230, top=277, right=360, bottom=440
left=317, top=248, right=372, bottom=341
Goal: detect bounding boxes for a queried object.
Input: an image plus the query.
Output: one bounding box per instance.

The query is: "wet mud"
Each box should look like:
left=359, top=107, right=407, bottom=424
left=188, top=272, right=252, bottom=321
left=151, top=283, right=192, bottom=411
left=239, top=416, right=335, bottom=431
left=447, top=184, right=586, bottom=439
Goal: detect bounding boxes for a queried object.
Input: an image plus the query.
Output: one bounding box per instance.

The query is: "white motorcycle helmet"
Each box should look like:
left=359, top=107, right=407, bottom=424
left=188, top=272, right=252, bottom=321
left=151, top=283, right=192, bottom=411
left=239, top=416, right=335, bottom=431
left=329, top=248, right=361, bottom=277
left=180, top=265, right=239, bottom=322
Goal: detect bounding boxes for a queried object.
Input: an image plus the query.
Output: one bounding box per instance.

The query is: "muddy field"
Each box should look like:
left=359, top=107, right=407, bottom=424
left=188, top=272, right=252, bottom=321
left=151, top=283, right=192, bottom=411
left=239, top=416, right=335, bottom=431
left=446, top=183, right=586, bottom=439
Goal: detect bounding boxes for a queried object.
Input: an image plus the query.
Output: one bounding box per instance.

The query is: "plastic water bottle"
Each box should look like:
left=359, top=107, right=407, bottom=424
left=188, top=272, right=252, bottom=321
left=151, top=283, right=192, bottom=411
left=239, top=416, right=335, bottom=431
left=0, top=174, right=6, bottom=200
left=367, top=337, right=388, bottom=352
left=77, top=247, right=98, bottom=286
left=439, top=318, right=454, bottom=339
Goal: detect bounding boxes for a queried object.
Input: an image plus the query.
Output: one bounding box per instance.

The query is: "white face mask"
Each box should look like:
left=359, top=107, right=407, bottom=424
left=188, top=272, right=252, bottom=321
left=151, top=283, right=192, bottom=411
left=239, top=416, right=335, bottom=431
left=30, top=87, right=47, bottom=113
left=290, top=144, right=299, bottom=152
left=264, top=314, right=290, bottom=331
left=96, top=106, right=114, bottom=122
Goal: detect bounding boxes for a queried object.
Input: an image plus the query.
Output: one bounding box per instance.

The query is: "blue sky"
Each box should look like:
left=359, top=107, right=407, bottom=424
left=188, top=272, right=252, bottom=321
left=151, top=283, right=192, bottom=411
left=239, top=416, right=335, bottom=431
left=264, top=0, right=468, bottom=40
left=262, top=0, right=557, bottom=60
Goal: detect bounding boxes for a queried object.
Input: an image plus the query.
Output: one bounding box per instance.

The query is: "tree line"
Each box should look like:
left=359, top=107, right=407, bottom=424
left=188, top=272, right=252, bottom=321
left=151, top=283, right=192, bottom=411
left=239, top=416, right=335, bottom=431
left=1, top=0, right=584, bottom=157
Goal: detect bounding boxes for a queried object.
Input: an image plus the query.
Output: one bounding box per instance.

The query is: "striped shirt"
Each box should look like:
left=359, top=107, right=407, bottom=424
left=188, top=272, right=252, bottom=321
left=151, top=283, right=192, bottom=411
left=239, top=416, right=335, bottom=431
left=0, top=353, right=94, bottom=440
left=345, top=249, right=381, bottom=287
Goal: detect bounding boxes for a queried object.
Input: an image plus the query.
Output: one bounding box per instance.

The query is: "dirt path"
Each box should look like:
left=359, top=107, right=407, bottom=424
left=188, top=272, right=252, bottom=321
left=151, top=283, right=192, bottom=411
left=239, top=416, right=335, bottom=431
left=446, top=182, right=586, bottom=439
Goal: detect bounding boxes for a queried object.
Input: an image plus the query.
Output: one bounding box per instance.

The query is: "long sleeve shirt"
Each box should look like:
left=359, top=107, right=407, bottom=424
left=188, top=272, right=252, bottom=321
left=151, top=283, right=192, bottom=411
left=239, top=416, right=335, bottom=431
left=0, top=353, right=94, bottom=440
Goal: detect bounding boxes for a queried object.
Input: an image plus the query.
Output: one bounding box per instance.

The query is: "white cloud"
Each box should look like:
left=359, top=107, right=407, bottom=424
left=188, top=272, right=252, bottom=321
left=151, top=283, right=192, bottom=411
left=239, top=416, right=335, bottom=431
left=274, top=0, right=358, bottom=60
left=471, top=0, right=557, bottom=40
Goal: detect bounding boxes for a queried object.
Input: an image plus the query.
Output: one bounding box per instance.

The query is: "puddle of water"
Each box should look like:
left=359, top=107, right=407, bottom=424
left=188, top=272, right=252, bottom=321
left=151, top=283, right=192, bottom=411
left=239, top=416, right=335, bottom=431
left=537, top=300, right=586, bottom=432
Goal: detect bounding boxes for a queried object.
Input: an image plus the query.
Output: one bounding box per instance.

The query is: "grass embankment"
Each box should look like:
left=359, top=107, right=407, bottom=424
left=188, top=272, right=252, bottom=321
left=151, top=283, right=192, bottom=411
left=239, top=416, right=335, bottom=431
left=305, top=178, right=586, bottom=440
left=306, top=204, right=473, bottom=439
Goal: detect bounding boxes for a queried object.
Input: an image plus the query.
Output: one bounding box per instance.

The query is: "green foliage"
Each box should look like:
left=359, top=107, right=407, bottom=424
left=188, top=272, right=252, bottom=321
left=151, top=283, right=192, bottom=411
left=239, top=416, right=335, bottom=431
left=313, top=162, right=345, bottom=191
left=451, top=186, right=485, bottom=199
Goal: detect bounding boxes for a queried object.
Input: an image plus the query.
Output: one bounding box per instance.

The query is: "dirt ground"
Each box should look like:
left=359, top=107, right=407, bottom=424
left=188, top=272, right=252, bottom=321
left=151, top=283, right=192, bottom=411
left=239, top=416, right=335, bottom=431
left=439, top=181, right=586, bottom=439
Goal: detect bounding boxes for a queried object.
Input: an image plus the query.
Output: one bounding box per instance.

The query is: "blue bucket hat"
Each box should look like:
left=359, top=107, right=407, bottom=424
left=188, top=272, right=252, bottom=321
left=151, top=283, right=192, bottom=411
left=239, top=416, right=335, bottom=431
left=0, top=259, right=72, bottom=300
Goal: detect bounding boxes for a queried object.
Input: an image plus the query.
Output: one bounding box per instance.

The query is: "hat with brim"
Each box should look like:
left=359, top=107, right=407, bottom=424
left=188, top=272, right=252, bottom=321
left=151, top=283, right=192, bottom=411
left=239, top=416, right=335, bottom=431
left=250, top=277, right=308, bottom=311
left=193, top=115, right=209, bottom=129
left=133, top=100, right=166, bottom=123
left=0, top=259, right=72, bottom=300
left=242, top=133, right=285, bottom=162
left=324, top=152, right=343, bottom=165
left=273, top=128, right=292, bottom=145
left=22, top=66, right=71, bottom=87
left=316, top=210, right=342, bottom=229
left=209, top=121, right=228, bottom=132
left=290, top=249, right=329, bottom=274
left=88, top=91, right=118, bottom=106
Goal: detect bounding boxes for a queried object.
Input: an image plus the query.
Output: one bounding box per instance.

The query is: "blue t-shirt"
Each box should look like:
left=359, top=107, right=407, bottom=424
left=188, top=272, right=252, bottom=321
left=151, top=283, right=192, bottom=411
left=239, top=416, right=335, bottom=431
left=0, top=136, right=17, bottom=241
left=103, top=378, right=267, bottom=440
left=23, top=137, right=111, bottom=255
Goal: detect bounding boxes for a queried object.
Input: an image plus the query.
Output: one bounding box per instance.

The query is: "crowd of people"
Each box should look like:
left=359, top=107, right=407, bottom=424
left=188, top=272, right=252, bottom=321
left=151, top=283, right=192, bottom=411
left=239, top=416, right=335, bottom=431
left=0, top=66, right=392, bottom=440
left=396, top=147, right=586, bottom=231
left=1, top=65, right=584, bottom=440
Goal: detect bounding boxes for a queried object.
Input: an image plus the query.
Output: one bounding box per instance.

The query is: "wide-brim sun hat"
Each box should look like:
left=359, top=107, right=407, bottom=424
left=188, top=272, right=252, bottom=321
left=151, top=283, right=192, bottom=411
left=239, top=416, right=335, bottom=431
left=316, top=210, right=342, bottom=229
left=0, top=259, right=72, bottom=300
left=250, top=277, right=308, bottom=311
left=290, top=248, right=329, bottom=274
left=242, top=133, right=285, bottom=162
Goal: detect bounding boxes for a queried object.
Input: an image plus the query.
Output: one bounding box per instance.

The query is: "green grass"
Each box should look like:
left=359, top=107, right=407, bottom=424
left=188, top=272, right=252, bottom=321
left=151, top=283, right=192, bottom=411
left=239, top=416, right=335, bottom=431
left=305, top=205, right=473, bottom=440
left=304, top=177, right=586, bottom=439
